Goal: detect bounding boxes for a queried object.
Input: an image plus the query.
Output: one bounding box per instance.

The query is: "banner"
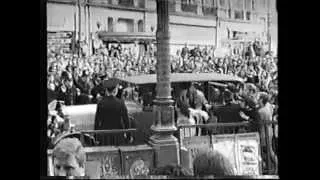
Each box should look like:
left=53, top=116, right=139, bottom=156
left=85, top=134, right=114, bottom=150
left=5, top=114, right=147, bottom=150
left=211, top=133, right=261, bottom=175
left=236, top=133, right=261, bottom=176
left=181, top=132, right=261, bottom=175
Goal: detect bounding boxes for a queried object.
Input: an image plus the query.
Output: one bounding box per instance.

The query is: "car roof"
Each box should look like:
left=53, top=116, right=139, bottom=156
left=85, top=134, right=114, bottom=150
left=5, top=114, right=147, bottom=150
left=117, top=73, right=244, bottom=85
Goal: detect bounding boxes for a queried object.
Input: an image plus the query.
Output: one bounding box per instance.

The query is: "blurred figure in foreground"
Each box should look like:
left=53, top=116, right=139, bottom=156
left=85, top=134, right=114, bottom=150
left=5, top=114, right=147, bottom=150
left=193, top=150, right=235, bottom=177
left=52, top=138, right=86, bottom=177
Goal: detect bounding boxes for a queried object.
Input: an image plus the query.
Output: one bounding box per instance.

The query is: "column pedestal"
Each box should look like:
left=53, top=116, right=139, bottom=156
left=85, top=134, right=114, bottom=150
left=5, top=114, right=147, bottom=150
left=149, top=98, right=179, bottom=167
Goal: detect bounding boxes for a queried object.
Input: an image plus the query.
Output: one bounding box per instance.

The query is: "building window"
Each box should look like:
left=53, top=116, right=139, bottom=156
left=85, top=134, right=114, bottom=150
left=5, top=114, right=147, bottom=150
left=138, top=20, right=144, bottom=32
left=119, top=0, right=134, bottom=7
left=231, top=0, right=244, bottom=10
left=202, top=0, right=217, bottom=16
left=219, top=0, right=226, bottom=8
left=181, top=0, right=198, bottom=14
left=252, top=0, right=256, bottom=11
left=261, top=0, right=266, bottom=11
left=234, top=10, right=244, bottom=20
left=137, top=0, right=145, bottom=8
left=228, top=8, right=232, bottom=18
left=108, top=17, right=113, bottom=32
left=245, top=0, right=252, bottom=11
left=168, top=0, right=176, bottom=12
left=246, top=11, right=251, bottom=20
left=260, top=17, right=265, bottom=24
left=117, top=18, right=134, bottom=32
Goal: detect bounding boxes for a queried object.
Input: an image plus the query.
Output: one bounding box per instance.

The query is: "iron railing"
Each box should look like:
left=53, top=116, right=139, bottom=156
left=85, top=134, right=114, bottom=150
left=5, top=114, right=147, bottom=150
left=79, top=128, right=138, bottom=146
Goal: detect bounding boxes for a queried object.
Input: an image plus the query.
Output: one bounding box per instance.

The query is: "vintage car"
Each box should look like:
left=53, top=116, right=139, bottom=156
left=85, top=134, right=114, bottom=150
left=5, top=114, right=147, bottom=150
left=55, top=73, right=243, bottom=145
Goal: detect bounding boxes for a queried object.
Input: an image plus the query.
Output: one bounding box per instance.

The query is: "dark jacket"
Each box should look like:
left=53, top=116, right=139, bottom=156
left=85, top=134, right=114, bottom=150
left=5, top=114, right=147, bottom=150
left=47, top=89, right=58, bottom=104
left=76, top=79, right=93, bottom=95
left=214, top=102, right=243, bottom=123
left=57, top=86, right=78, bottom=105
left=94, top=95, right=130, bottom=146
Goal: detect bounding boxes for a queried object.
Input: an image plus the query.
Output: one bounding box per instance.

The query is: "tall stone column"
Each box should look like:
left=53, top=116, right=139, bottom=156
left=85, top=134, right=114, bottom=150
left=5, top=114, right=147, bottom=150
left=149, top=0, right=179, bottom=168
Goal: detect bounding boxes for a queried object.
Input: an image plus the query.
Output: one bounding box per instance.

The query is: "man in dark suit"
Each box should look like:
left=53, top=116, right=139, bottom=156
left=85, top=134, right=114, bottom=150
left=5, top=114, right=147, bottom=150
left=213, top=90, right=245, bottom=124
left=94, top=78, right=130, bottom=146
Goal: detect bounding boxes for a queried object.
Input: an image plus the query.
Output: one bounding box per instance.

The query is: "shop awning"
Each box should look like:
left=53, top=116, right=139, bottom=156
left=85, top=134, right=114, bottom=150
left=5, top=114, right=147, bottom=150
left=97, top=31, right=156, bottom=43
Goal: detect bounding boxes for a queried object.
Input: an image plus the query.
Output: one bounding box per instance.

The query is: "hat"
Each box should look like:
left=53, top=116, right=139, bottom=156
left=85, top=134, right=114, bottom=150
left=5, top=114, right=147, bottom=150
left=102, top=78, right=119, bottom=90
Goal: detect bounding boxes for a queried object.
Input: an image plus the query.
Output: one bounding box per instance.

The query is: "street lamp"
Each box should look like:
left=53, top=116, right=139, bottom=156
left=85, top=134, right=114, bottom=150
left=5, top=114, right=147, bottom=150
left=149, top=0, right=180, bottom=168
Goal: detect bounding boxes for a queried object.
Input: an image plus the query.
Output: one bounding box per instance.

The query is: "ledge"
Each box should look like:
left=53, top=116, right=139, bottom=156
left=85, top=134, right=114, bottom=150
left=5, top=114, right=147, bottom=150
left=87, top=1, right=147, bottom=12
left=47, top=0, right=77, bottom=5
left=219, top=17, right=261, bottom=24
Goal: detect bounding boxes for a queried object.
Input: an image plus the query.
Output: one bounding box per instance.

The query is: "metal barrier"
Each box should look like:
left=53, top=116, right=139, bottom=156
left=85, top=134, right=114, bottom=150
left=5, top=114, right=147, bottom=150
left=177, top=122, right=250, bottom=140
left=79, top=128, right=138, bottom=147
left=177, top=121, right=278, bottom=175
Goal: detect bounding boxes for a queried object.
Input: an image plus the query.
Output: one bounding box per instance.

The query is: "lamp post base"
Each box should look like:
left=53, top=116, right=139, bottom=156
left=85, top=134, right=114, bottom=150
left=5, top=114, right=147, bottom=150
left=149, top=134, right=179, bottom=168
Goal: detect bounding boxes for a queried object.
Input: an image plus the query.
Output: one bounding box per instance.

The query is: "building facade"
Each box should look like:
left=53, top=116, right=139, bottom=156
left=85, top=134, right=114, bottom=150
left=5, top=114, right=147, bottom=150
left=47, top=0, right=277, bottom=56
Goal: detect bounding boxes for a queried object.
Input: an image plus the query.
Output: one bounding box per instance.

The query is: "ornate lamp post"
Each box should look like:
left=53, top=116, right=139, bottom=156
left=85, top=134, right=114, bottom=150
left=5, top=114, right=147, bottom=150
left=149, top=0, right=179, bottom=167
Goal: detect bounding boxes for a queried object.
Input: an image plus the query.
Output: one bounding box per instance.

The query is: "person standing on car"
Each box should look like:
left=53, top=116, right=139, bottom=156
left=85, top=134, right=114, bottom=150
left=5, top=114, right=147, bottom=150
left=94, top=78, right=131, bottom=146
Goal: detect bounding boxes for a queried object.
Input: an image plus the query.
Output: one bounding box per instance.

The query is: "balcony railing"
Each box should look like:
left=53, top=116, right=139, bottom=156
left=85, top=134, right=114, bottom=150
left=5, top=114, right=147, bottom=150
left=181, top=3, right=198, bottom=14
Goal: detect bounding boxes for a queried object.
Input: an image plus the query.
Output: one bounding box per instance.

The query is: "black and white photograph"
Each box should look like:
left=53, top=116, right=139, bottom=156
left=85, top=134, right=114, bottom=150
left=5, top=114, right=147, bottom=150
left=43, top=0, right=278, bottom=178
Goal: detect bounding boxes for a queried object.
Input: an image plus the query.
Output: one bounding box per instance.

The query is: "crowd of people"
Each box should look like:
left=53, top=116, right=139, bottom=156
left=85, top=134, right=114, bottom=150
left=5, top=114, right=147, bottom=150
left=47, top=40, right=277, bottom=106
left=47, top=40, right=278, bottom=177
